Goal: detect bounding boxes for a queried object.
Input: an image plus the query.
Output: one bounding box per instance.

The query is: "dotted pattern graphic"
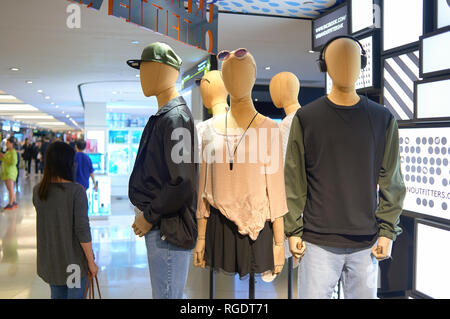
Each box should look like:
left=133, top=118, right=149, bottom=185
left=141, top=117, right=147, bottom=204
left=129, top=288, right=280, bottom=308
left=399, top=128, right=450, bottom=221
left=193, top=0, right=339, bottom=18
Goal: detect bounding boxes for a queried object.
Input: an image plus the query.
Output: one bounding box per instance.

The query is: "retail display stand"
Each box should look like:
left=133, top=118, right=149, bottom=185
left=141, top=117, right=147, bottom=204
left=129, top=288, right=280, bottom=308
left=209, top=269, right=215, bottom=299
left=287, top=257, right=293, bottom=299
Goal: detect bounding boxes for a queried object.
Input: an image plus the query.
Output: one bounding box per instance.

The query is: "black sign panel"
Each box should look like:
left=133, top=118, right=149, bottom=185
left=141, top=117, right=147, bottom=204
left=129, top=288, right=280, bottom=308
left=312, top=4, right=349, bottom=52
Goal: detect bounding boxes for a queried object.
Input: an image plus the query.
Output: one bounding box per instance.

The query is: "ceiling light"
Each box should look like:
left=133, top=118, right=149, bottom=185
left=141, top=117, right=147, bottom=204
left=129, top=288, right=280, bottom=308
left=112, top=91, right=117, bottom=95
left=265, top=66, right=271, bottom=70
left=10, top=67, right=20, bottom=71
left=45, top=96, right=50, bottom=100
left=0, top=95, right=17, bottom=100
left=62, top=111, right=65, bottom=114
left=13, top=115, right=54, bottom=119
left=66, top=115, right=70, bottom=118
left=37, top=90, right=43, bottom=93
left=309, top=50, right=315, bottom=53
left=254, top=98, right=259, bottom=102
left=51, top=102, right=55, bottom=105
left=131, top=40, right=140, bottom=44
left=55, top=105, right=59, bottom=109
left=0, top=104, right=39, bottom=111
left=136, top=74, right=140, bottom=78
left=36, top=122, right=66, bottom=126
left=26, top=81, right=33, bottom=84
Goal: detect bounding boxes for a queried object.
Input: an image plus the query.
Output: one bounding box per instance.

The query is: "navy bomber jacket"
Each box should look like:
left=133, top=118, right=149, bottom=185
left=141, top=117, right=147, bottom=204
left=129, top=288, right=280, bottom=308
left=129, top=96, right=199, bottom=250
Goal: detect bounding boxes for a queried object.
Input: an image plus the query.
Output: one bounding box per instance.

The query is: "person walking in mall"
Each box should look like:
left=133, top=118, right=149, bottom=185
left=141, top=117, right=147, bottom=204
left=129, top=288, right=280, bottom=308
left=0, top=137, right=18, bottom=210
left=40, top=137, right=50, bottom=173
left=22, top=138, right=33, bottom=177
left=33, top=140, right=43, bottom=175
left=74, top=139, right=97, bottom=191
left=33, top=142, right=98, bottom=299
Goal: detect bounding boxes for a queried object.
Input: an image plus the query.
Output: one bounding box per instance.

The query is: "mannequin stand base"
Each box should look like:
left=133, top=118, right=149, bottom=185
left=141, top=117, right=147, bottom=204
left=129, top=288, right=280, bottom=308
left=288, top=257, right=293, bottom=299
left=209, top=268, right=215, bottom=299
left=249, top=273, right=255, bottom=299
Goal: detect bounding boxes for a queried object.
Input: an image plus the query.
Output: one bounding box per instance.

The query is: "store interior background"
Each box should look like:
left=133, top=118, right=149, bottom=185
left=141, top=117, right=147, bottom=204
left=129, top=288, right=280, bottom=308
left=0, top=0, right=449, bottom=299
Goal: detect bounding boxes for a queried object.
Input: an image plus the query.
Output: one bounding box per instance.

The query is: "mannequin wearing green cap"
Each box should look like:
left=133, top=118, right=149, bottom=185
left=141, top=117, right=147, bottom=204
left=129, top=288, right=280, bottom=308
left=132, top=62, right=181, bottom=236
left=129, top=42, right=198, bottom=299
left=140, top=61, right=180, bottom=109
left=194, top=49, right=287, bottom=279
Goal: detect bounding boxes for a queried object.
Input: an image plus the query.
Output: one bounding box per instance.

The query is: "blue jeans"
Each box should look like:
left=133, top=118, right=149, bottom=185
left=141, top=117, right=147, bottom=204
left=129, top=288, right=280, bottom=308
left=298, top=241, right=379, bottom=299
left=50, top=276, right=88, bottom=299
left=145, top=229, right=192, bottom=299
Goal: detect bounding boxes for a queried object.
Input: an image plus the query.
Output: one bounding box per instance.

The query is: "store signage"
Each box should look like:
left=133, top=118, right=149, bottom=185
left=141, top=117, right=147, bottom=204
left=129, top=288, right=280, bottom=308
left=350, top=0, right=374, bottom=34
left=67, top=0, right=219, bottom=54
left=415, top=77, right=450, bottom=120
left=383, top=0, right=423, bottom=52
left=437, top=0, right=450, bottom=29
left=12, top=122, right=21, bottom=132
left=415, top=220, right=450, bottom=299
left=181, top=57, right=211, bottom=89
left=2, top=121, right=11, bottom=131
left=68, top=0, right=103, bottom=10
left=398, top=127, right=450, bottom=222
left=420, top=26, right=450, bottom=78
left=312, top=4, right=349, bottom=51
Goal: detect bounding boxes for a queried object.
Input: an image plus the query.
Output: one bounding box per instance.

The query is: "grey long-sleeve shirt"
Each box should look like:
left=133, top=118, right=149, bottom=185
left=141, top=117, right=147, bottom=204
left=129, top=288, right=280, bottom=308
left=33, top=183, right=91, bottom=285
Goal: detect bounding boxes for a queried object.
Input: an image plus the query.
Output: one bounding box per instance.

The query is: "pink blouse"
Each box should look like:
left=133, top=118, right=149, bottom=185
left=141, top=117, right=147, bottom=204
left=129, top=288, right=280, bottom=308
left=196, top=117, right=288, bottom=241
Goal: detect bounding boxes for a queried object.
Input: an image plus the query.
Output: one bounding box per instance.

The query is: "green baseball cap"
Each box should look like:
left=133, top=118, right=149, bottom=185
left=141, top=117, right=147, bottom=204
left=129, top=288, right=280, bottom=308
left=127, top=42, right=182, bottom=71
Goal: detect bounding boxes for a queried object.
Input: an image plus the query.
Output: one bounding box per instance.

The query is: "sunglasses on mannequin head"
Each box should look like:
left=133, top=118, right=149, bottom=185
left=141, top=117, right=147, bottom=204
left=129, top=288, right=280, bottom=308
left=217, top=48, right=248, bottom=61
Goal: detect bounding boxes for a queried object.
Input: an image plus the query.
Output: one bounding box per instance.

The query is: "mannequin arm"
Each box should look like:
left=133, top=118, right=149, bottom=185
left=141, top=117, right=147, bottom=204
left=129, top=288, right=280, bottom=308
left=272, top=217, right=285, bottom=274
left=194, top=218, right=208, bottom=268
left=375, top=118, right=406, bottom=241
left=284, top=115, right=307, bottom=238
left=288, top=236, right=306, bottom=259
left=371, top=237, right=392, bottom=261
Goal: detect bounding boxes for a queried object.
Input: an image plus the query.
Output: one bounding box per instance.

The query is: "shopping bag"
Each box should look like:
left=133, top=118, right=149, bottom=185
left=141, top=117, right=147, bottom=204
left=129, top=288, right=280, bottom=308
left=83, top=275, right=102, bottom=299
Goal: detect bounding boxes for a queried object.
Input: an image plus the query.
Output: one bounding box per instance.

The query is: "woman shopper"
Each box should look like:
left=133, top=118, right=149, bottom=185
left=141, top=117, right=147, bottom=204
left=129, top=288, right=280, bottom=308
left=22, top=138, right=33, bottom=177
left=33, top=142, right=98, bottom=299
left=0, top=137, right=18, bottom=210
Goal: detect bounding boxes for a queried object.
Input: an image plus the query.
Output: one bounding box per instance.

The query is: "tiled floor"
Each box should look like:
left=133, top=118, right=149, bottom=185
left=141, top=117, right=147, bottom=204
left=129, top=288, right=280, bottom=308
left=0, top=170, right=298, bottom=299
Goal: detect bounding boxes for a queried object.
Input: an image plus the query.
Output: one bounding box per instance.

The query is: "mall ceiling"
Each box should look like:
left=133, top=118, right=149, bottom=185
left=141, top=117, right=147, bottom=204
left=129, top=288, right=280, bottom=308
left=0, top=0, right=331, bottom=130
left=212, top=0, right=340, bottom=18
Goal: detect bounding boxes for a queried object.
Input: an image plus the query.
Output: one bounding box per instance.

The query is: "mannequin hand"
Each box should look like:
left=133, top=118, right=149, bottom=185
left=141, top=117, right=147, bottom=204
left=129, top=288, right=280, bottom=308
left=273, top=244, right=285, bottom=275
left=193, top=239, right=206, bottom=268
left=371, top=237, right=393, bottom=261
left=132, top=213, right=153, bottom=237
left=289, top=237, right=306, bottom=259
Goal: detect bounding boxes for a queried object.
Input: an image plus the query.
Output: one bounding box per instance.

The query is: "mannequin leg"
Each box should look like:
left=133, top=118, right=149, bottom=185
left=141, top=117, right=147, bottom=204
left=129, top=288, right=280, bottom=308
left=341, top=246, right=378, bottom=299
left=298, top=242, right=345, bottom=299
left=145, top=229, right=191, bottom=299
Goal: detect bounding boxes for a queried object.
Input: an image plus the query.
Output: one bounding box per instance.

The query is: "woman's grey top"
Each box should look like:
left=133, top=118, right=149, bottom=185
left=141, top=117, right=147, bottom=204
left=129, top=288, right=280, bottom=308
left=33, top=183, right=91, bottom=286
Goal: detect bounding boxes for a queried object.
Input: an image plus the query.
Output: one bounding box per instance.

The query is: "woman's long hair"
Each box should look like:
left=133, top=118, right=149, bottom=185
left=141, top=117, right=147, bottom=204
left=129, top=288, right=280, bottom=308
left=37, top=141, right=75, bottom=201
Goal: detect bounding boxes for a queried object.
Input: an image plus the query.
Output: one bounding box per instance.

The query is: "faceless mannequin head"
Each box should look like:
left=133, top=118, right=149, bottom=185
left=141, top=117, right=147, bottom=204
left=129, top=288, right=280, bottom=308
left=221, top=51, right=256, bottom=99
left=269, top=72, right=300, bottom=110
left=325, top=38, right=361, bottom=89
left=140, top=61, right=179, bottom=97
left=200, top=70, right=228, bottom=109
